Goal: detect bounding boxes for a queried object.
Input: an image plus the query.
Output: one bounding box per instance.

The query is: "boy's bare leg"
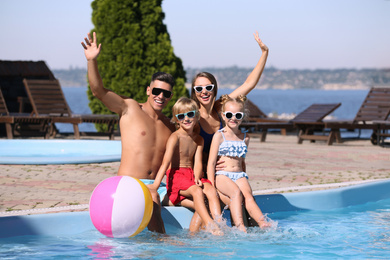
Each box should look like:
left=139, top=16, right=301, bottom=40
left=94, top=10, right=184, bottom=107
left=189, top=212, right=203, bottom=233
left=179, top=199, right=204, bottom=232
left=202, top=183, right=222, bottom=221
left=180, top=186, right=222, bottom=235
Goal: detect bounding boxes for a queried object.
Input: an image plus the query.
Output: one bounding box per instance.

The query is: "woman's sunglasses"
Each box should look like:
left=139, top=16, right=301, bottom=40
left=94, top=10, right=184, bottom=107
left=151, top=87, right=172, bottom=98
left=223, top=111, right=244, bottom=120
left=193, top=84, right=214, bottom=93
left=175, top=110, right=196, bottom=121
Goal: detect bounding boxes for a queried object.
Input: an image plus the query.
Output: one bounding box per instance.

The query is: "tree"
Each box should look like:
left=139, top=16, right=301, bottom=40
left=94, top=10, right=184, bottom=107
left=89, top=0, right=188, bottom=131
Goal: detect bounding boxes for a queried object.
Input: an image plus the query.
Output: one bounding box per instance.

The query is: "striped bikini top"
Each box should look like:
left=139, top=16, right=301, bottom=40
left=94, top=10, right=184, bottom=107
left=217, top=128, right=248, bottom=158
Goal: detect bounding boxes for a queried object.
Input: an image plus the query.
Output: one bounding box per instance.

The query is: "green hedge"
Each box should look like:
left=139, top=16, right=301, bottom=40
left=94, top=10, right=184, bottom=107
left=89, top=0, right=188, bottom=131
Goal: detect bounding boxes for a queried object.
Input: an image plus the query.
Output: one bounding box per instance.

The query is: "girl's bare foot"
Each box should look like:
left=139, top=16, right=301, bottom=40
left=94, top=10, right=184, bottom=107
left=235, top=223, right=247, bottom=233
left=259, top=220, right=272, bottom=229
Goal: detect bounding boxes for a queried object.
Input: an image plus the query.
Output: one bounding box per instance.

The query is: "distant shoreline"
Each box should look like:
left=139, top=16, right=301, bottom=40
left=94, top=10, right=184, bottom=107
left=53, top=67, right=390, bottom=90
left=62, top=84, right=372, bottom=90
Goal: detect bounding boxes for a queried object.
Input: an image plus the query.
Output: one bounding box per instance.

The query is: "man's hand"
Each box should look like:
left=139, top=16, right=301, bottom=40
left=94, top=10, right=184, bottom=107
left=81, top=32, right=101, bottom=61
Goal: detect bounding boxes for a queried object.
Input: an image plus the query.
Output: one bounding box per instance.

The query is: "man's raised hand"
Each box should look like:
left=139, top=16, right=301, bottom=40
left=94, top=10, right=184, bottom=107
left=81, top=32, right=101, bottom=61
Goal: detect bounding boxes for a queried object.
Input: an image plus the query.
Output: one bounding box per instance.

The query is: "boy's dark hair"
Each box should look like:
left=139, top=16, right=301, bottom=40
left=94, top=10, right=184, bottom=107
left=152, top=72, right=175, bottom=88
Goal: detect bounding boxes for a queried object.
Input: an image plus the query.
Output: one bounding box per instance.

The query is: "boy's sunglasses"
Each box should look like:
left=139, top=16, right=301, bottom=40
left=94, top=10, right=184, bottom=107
left=193, top=84, right=214, bottom=93
left=175, top=110, right=196, bottom=121
left=151, top=87, right=172, bottom=98
left=223, top=111, right=244, bottom=120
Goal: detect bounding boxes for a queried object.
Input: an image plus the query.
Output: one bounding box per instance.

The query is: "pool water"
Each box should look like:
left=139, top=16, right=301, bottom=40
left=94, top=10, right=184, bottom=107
left=0, top=140, right=121, bottom=164
left=1, top=198, right=390, bottom=259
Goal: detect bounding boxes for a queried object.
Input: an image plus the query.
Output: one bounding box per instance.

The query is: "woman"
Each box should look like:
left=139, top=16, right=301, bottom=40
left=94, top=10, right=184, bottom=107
left=189, top=31, right=269, bottom=229
left=191, top=31, right=269, bottom=175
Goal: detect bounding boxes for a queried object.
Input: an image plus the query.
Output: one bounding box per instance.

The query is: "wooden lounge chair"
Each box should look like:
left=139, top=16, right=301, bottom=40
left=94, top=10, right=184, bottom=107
left=372, top=118, right=390, bottom=146
left=293, top=103, right=341, bottom=145
left=321, top=87, right=390, bottom=145
left=240, top=99, right=292, bottom=141
left=246, top=99, right=268, bottom=121
left=0, top=89, right=51, bottom=138
left=241, top=103, right=341, bottom=143
left=0, top=60, right=56, bottom=113
left=23, top=79, right=119, bottom=139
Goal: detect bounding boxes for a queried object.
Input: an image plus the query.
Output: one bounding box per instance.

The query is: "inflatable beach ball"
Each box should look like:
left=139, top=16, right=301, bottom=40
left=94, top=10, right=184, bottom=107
left=89, top=176, right=153, bottom=238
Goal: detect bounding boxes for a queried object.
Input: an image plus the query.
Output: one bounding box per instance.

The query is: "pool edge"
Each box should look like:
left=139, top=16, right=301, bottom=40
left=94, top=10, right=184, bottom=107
left=1, top=179, right=390, bottom=238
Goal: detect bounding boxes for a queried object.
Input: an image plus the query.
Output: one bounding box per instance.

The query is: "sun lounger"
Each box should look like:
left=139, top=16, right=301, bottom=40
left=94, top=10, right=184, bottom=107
left=0, top=60, right=56, bottom=113
left=0, top=89, right=51, bottom=138
left=372, top=118, right=390, bottom=146
left=240, top=99, right=292, bottom=141
left=241, top=103, right=341, bottom=143
left=23, top=79, right=119, bottom=139
left=322, top=87, right=390, bottom=145
left=293, top=103, right=341, bottom=145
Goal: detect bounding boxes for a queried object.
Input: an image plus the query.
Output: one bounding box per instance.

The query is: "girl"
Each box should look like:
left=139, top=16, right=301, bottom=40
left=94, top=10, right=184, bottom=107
left=207, top=95, right=271, bottom=232
left=149, top=97, right=222, bottom=235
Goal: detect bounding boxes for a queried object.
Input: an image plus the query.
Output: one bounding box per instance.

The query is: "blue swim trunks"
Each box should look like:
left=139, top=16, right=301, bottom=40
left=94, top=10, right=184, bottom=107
left=140, top=179, right=167, bottom=203
left=215, top=171, right=248, bottom=182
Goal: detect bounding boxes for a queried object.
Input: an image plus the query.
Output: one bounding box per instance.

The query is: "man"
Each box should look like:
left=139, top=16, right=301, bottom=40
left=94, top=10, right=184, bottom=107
left=82, top=32, right=175, bottom=233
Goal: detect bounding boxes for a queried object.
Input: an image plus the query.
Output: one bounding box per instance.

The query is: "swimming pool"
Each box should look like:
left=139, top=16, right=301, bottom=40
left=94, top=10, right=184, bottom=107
left=1, top=180, right=390, bottom=259
left=0, top=140, right=121, bottom=164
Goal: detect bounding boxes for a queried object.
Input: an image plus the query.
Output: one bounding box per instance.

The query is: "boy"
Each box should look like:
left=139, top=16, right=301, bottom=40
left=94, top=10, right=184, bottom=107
left=149, top=97, right=222, bottom=235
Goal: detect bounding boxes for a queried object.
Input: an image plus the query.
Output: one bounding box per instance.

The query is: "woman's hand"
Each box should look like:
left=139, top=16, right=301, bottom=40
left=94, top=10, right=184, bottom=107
left=253, top=31, right=268, bottom=53
left=215, top=158, right=226, bottom=172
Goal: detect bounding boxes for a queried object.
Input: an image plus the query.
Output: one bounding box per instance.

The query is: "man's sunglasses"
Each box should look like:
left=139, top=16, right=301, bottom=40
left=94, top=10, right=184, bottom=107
left=223, top=111, right=244, bottom=120
left=175, top=110, right=196, bottom=121
left=151, top=87, right=172, bottom=98
left=193, top=84, right=214, bottom=93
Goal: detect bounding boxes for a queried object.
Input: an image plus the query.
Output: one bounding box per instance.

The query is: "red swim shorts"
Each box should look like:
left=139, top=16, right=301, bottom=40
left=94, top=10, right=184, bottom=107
left=166, top=167, right=211, bottom=205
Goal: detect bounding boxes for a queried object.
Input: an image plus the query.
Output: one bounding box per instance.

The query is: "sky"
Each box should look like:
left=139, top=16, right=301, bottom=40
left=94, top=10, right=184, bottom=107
left=1, top=0, right=389, bottom=70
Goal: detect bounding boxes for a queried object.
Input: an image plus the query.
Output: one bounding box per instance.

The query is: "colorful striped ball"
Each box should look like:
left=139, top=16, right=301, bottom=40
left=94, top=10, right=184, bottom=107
left=89, top=176, right=153, bottom=238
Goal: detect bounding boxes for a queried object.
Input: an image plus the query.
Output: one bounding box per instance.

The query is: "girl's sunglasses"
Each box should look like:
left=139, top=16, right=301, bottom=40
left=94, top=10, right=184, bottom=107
left=151, top=87, right=172, bottom=98
left=193, top=84, right=214, bottom=93
left=175, top=110, right=196, bottom=121
left=223, top=111, right=244, bottom=120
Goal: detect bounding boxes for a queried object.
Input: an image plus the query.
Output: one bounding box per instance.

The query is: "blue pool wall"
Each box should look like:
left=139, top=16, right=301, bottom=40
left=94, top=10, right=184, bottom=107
left=1, top=179, right=389, bottom=238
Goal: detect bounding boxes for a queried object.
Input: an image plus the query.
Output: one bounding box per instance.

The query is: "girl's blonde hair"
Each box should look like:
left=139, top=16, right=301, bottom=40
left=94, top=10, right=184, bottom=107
left=220, top=94, right=249, bottom=121
left=171, top=97, right=200, bottom=126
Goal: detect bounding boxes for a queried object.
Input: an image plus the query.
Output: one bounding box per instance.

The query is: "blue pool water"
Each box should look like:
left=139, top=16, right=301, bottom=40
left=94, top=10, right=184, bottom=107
left=1, top=197, right=389, bottom=259
left=62, top=88, right=373, bottom=138
left=0, top=139, right=121, bottom=164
